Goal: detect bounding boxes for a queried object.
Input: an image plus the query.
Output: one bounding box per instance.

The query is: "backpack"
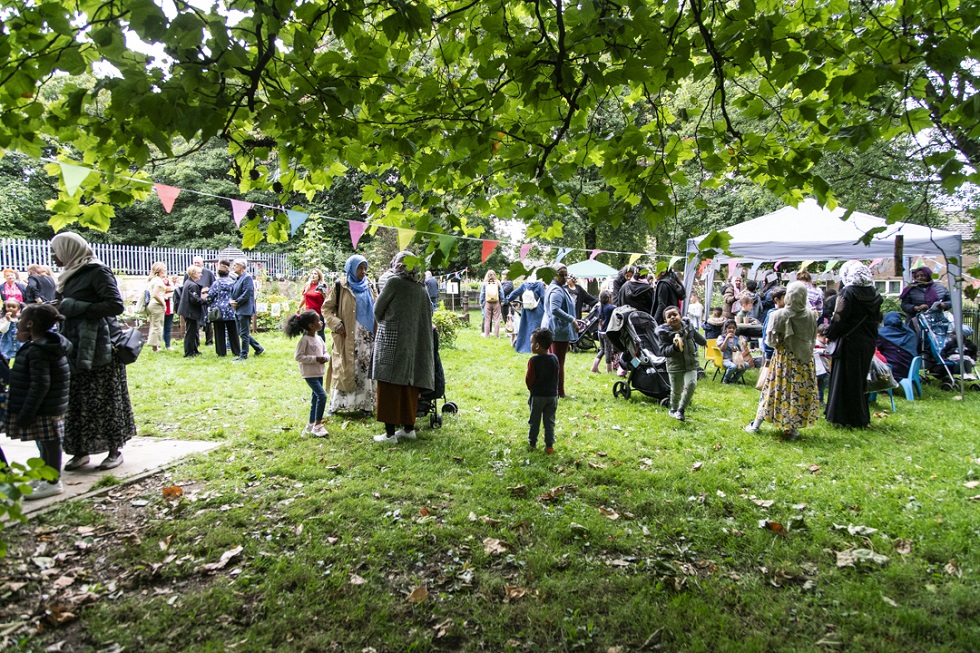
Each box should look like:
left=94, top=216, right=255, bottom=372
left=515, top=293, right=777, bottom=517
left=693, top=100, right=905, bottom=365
left=521, top=287, right=539, bottom=310
left=135, top=288, right=149, bottom=314
left=485, top=283, right=499, bottom=303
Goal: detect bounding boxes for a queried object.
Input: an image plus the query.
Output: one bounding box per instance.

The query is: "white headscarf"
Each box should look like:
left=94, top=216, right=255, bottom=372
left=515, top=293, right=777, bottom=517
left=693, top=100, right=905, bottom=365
left=51, top=232, right=103, bottom=293
left=767, top=281, right=817, bottom=360
left=840, top=260, right=873, bottom=287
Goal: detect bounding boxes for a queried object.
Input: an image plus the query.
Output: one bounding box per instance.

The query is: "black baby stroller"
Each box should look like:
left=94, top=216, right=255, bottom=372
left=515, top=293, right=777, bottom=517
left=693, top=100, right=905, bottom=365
left=918, top=310, right=980, bottom=392
left=604, top=306, right=671, bottom=405
left=417, top=327, right=458, bottom=428
left=571, top=303, right=601, bottom=353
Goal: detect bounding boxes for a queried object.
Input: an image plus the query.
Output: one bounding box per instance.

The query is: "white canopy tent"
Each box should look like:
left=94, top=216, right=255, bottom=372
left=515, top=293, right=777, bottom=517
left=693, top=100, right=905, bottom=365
left=681, top=199, right=966, bottom=388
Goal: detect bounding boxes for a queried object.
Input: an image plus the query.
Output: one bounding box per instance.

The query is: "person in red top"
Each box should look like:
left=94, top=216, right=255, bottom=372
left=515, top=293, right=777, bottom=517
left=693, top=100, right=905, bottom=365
left=298, top=269, right=328, bottom=338
left=1, top=269, right=26, bottom=304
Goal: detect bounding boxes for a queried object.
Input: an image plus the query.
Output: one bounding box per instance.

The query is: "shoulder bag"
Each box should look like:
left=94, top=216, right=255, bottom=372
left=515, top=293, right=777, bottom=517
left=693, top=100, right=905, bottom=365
left=107, top=317, right=145, bottom=365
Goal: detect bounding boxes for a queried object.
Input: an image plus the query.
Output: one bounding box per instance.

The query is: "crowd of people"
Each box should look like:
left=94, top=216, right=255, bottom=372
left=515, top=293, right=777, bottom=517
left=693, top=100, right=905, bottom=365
left=3, top=238, right=971, bottom=501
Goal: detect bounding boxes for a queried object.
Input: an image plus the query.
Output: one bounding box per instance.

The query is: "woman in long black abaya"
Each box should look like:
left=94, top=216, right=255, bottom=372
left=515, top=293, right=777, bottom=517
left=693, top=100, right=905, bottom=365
left=825, top=261, right=883, bottom=428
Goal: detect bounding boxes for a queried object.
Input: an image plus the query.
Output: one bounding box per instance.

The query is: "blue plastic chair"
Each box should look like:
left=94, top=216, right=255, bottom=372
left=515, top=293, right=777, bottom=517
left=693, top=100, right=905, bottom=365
left=899, top=356, right=923, bottom=401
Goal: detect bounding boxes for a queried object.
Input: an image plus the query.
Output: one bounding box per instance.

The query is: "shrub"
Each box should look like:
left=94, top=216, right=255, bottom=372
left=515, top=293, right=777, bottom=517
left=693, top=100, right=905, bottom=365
left=1, top=459, right=58, bottom=557
left=255, top=293, right=294, bottom=332
left=432, top=307, right=465, bottom=349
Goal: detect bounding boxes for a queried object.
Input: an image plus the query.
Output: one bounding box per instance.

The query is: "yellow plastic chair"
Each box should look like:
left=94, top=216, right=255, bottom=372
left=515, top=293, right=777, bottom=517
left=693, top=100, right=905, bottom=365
left=704, top=339, right=725, bottom=381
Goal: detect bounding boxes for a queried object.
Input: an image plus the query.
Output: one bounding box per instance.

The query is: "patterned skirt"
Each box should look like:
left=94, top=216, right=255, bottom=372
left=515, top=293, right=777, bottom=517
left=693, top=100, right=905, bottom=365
left=328, top=322, right=376, bottom=413
left=755, top=347, right=820, bottom=430
left=63, top=362, right=137, bottom=455
left=4, top=413, right=64, bottom=443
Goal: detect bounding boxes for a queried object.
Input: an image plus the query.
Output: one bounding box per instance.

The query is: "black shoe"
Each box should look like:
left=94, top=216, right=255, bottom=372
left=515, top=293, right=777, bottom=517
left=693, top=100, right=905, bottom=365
left=232, top=356, right=247, bottom=362
left=254, top=348, right=265, bottom=357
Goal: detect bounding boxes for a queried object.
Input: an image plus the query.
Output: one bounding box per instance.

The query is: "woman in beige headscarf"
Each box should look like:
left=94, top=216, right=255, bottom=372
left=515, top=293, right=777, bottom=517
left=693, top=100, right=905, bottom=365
left=51, top=232, right=136, bottom=471
left=745, top=281, right=819, bottom=440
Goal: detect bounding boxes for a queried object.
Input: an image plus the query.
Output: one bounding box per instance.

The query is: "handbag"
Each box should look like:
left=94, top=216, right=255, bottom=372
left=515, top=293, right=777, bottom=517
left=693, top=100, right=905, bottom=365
left=208, top=306, right=222, bottom=322
left=108, top=318, right=145, bottom=365
left=826, top=315, right=868, bottom=358
left=755, top=362, right=769, bottom=390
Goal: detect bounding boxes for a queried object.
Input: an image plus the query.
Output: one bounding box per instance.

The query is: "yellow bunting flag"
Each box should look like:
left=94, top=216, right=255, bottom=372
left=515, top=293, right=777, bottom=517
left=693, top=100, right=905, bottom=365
left=397, top=228, right=416, bottom=250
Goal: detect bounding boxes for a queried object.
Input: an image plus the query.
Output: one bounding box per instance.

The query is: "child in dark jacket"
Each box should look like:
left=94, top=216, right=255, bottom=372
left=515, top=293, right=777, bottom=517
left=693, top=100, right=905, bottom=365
left=590, top=291, right=617, bottom=374
left=656, top=307, right=707, bottom=421
left=4, top=304, right=71, bottom=500
left=525, top=328, right=560, bottom=453
left=940, top=326, right=977, bottom=373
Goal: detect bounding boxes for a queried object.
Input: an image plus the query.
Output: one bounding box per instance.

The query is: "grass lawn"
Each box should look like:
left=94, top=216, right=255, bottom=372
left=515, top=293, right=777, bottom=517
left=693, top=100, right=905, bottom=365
left=3, top=319, right=980, bottom=652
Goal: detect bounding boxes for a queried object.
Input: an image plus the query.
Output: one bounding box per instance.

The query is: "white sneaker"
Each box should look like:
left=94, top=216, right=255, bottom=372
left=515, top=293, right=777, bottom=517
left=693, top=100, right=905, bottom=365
left=25, top=480, right=64, bottom=501
left=744, top=422, right=760, bottom=433
left=373, top=433, right=399, bottom=444
left=303, top=424, right=314, bottom=434
left=311, top=424, right=329, bottom=438
left=394, top=428, right=417, bottom=440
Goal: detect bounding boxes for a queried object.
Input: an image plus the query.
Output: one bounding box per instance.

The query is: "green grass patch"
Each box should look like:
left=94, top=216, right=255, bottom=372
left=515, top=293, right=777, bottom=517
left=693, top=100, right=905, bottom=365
left=6, top=322, right=980, bottom=652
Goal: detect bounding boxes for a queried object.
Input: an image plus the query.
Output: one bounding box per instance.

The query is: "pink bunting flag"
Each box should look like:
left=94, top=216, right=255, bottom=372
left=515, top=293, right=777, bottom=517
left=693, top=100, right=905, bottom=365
left=727, top=261, right=738, bottom=279
left=589, top=249, right=606, bottom=260
left=774, top=260, right=786, bottom=271
left=481, top=240, right=500, bottom=263
left=520, top=244, right=532, bottom=261
left=154, top=184, right=181, bottom=214
left=349, top=220, right=367, bottom=249
left=230, top=200, right=253, bottom=227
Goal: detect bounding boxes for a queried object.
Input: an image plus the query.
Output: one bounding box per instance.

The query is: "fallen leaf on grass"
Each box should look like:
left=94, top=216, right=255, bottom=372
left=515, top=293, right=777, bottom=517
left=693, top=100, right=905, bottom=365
left=835, top=548, right=889, bottom=568
left=832, top=523, right=878, bottom=536
left=883, top=596, right=899, bottom=607
left=873, top=411, right=888, bottom=418
left=964, top=480, right=980, bottom=489
left=569, top=522, right=590, bottom=536
left=969, top=494, right=980, bottom=501
left=326, top=537, right=339, bottom=545
left=51, top=576, right=74, bottom=590
left=201, top=546, right=243, bottom=572
left=433, top=619, right=453, bottom=638
left=159, top=535, right=173, bottom=551
left=596, top=451, right=608, bottom=457
left=808, top=465, right=821, bottom=474
left=588, top=461, right=606, bottom=469
left=503, top=585, right=527, bottom=601
left=419, top=507, right=431, bottom=517
left=483, top=538, right=511, bottom=555
left=162, top=485, right=183, bottom=499
left=452, top=456, right=464, bottom=463
left=468, top=512, right=477, bottom=521
left=507, top=485, right=527, bottom=497
left=407, top=585, right=429, bottom=603
left=350, top=574, right=366, bottom=585
left=759, top=520, right=788, bottom=536
left=41, top=603, right=76, bottom=627
left=691, top=461, right=704, bottom=472
left=945, top=559, right=961, bottom=577
left=752, top=499, right=774, bottom=508
left=598, top=506, right=620, bottom=520
left=894, top=539, right=913, bottom=555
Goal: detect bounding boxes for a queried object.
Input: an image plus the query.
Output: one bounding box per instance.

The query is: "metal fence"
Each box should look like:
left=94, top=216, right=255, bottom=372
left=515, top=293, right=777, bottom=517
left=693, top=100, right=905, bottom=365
left=0, top=238, right=296, bottom=277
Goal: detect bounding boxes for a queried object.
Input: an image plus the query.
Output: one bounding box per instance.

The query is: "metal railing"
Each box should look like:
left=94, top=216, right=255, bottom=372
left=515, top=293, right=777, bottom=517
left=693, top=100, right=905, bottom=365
left=0, top=238, right=296, bottom=277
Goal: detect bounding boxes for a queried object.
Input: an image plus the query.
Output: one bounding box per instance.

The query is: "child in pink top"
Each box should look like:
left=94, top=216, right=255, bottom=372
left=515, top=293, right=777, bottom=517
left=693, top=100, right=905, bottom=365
left=284, top=310, right=330, bottom=437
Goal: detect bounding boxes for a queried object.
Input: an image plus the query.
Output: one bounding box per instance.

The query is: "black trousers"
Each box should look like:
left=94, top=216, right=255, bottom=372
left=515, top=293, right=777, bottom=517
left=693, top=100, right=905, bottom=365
left=204, top=317, right=214, bottom=345
left=183, top=318, right=200, bottom=356
left=214, top=320, right=241, bottom=357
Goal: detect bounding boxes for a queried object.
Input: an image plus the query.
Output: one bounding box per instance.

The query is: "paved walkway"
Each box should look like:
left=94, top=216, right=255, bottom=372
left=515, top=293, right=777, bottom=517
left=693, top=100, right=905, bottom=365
left=2, top=436, right=223, bottom=515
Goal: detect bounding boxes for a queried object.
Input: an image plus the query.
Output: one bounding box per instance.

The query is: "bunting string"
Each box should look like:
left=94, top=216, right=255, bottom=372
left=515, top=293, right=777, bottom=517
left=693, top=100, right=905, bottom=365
left=41, top=156, right=689, bottom=263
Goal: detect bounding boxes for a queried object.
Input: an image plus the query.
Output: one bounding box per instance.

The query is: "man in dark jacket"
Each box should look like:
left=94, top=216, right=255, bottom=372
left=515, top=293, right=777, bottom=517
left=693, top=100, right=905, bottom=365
left=230, top=259, right=264, bottom=360
left=188, top=256, right=216, bottom=346
left=177, top=265, right=207, bottom=358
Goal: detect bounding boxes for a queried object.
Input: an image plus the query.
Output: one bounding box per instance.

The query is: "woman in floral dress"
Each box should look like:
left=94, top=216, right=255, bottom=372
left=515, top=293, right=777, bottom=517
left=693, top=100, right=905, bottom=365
left=745, top=281, right=819, bottom=440
left=322, top=255, right=377, bottom=415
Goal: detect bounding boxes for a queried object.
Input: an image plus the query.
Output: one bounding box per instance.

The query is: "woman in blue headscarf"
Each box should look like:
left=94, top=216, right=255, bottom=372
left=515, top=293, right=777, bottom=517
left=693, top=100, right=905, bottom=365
left=876, top=311, right=917, bottom=380
left=323, top=255, right=377, bottom=416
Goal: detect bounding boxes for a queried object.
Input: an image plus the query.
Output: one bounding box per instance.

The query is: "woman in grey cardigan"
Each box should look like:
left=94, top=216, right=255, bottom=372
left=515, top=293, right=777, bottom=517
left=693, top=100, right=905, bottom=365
left=371, top=251, right=434, bottom=443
